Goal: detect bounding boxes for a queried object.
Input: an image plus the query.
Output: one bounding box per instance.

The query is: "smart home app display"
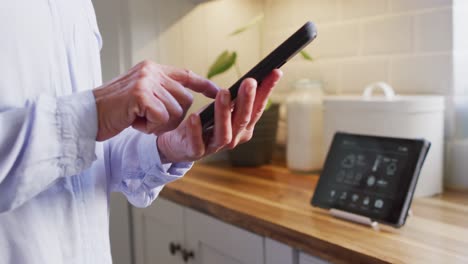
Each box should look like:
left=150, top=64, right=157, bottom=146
left=312, top=133, right=430, bottom=226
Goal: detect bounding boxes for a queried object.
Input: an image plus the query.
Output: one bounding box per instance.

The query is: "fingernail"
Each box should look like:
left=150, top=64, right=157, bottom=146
left=221, top=90, right=230, bottom=106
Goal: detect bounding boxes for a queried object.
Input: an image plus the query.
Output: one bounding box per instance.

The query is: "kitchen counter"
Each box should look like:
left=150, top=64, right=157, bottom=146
left=160, top=162, right=468, bottom=264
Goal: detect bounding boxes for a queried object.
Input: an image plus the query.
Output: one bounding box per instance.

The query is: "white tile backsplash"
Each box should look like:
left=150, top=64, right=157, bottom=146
left=291, top=0, right=340, bottom=23
left=390, top=0, right=452, bottom=12
left=307, top=22, right=360, bottom=58
left=181, top=5, right=208, bottom=74
left=259, top=0, right=465, bottom=100
left=340, top=0, right=389, bottom=20
left=313, top=60, right=341, bottom=94
left=136, top=0, right=466, bottom=134
left=259, top=0, right=465, bottom=139
left=156, top=0, right=196, bottom=66
left=415, top=8, right=453, bottom=52
left=142, top=0, right=264, bottom=112
left=340, top=57, right=390, bottom=93
left=362, top=15, right=413, bottom=55
left=263, top=0, right=298, bottom=29
left=390, top=53, right=453, bottom=94
left=144, top=0, right=464, bottom=98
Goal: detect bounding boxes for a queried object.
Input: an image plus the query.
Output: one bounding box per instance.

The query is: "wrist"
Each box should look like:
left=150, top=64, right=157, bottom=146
left=92, top=89, right=104, bottom=141
left=156, top=135, right=172, bottom=164
left=92, top=86, right=122, bottom=141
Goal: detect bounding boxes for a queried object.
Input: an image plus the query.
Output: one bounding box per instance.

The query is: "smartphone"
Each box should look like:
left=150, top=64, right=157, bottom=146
left=199, top=21, right=318, bottom=131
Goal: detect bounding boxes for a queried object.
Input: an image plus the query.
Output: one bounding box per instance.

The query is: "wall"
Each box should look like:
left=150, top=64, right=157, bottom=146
left=126, top=0, right=467, bottom=136
left=262, top=0, right=468, bottom=138
left=128, top=0, right=264, bottom=112
left=97, top=0, right=468, bottom=126
left=263, top=0, right=464, bottom=96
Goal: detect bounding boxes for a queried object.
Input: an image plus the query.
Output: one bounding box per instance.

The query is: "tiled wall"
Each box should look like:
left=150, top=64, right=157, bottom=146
left=125, top=0, right=467, bottom=135
left=263, top=0, right=466, bottom=101
left=128, top=0, right=264, bottom=112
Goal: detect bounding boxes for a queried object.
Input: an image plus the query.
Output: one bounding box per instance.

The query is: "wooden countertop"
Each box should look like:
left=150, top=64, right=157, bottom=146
left=160, top=162, right=468, bottom=264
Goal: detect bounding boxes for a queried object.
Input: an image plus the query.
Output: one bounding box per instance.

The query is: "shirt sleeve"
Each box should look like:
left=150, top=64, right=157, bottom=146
left=0, top=91, right=98, bottom=213
left=104, top=128, right=193, bottom=208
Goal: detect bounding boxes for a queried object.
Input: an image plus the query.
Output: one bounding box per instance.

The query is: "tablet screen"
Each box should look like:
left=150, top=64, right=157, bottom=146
left=311, top=132, right=430, bottom=227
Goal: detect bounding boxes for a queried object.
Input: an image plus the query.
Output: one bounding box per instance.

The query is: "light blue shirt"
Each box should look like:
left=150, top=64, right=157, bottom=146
left=0, top=1, right=192, bottom=263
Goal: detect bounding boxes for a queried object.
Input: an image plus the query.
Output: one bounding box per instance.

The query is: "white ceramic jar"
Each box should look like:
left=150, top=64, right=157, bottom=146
left=323, top=83, right=445, bottom=197
left=286, top=79, right=324, bottom=172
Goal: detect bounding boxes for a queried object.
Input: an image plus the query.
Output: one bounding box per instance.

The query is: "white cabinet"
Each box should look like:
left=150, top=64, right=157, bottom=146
left=265, top=238, right=295, bottom=264
left=264, top=238, right=331, bottom=264
left=299, top=252, right=331, bottom=264
left=185, top=208, right=264, bottom=264
left=133, top=198, right=185, bottom=264
left=133, top=198, right=332, bottom=264
left=133, top=198, right=264, bottom=264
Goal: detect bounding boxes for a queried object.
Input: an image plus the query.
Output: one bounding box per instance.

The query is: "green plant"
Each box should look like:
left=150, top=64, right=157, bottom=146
left=206, top=14, right=313, bottom=88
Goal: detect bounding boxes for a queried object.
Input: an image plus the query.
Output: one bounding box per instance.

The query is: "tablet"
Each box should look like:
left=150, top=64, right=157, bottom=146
left=200, top=21, right=317, bottom=131
left=311, top=132, right=431, bottom=227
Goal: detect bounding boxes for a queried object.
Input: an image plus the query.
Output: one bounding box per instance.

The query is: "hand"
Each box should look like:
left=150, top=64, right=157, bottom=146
left=157, top=69, right=282, bottom=163
left=92, top=60, right=219, bottom=141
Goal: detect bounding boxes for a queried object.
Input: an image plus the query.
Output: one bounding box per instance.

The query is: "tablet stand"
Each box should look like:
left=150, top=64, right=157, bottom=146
left=329, top=208, right=413, bottom=230
left=329, top=209, right=380, bottom=230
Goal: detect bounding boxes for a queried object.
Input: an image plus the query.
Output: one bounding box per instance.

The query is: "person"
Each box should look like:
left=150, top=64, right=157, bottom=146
left=0, top=1, right=282, bottom=263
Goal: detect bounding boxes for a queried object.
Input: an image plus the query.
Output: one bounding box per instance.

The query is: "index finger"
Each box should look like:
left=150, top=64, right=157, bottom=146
left=160, top=65, right=220, bottom=99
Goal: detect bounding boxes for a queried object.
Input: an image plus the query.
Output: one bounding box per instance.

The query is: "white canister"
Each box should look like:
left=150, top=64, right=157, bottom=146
left=286, top=79, right=324, bottom=172
left=323, top=83, right=445, bottom=197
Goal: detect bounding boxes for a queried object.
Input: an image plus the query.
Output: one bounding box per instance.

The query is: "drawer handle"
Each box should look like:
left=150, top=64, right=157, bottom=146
left=182, top=249, right=195, bottom=262
left=169, top=242, right=181, bottom=255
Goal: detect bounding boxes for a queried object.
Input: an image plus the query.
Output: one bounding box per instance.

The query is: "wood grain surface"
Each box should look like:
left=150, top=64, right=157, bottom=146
left=160, top=162, right=468, bottom=264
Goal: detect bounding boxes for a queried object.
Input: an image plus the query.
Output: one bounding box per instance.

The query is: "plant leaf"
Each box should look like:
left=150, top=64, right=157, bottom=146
left=300, top=50, right=314, bottom=61
left=265, top=99, right=272, bottom=111
left=207, top=51, right=237, bottom=79
left=229, top=14, right=264, bottom=36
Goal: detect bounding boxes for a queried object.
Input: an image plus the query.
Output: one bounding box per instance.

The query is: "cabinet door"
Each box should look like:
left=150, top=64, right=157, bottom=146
left=133, top=198, right=185, bottom=264
left=265, top=238, right=294, bottom=264
left=299, top=252, right=331, bottom=264
left=185, top=208, right=264, bottom=264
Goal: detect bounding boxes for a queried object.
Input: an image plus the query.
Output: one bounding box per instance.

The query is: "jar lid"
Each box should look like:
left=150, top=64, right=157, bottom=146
left=324, top=95, right=445, bottom=113
left=324, top=82, right=445, bottom=113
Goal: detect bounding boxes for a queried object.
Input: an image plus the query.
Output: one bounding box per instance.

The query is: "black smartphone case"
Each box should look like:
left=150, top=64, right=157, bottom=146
left=199, top=21, right=317, bottom=131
